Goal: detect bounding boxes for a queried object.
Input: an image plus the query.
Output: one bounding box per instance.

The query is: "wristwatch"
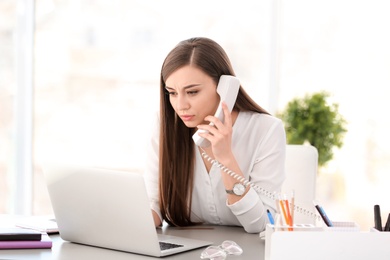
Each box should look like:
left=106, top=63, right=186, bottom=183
left=225, top=182, right=246, bottom=196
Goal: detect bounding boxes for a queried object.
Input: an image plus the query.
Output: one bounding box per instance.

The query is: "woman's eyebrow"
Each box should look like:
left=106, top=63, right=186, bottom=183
left=165, top=84, right=201, bottom=90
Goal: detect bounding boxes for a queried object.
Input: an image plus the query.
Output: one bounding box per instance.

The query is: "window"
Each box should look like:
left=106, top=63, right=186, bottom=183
left=3, top=0, right=389, bottom=231
left=278, top=0, right=390, bottom=230
left=0, top=1, right=18, bottom=214
left=31, top=1, right=273, bottom=215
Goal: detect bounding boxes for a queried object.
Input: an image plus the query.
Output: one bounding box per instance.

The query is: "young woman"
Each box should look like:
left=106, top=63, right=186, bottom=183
left=144, top=37, right=286, bottom=233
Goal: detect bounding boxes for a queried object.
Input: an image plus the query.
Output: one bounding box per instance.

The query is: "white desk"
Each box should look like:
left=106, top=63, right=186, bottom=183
left=0, top=216, right=265, bottom=260
left=4, top=215, right=390, bottom=259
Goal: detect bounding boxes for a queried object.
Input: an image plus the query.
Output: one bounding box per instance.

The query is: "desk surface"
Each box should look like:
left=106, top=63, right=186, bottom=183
left=0, top=216, right=265, bottom=260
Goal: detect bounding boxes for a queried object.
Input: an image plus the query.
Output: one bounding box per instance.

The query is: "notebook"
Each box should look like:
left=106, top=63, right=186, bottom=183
left=43, top=164, right=213, bottom=257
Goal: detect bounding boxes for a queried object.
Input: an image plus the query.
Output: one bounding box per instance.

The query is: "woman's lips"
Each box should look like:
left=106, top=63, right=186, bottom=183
left=180, top=115, right=194, bottom=121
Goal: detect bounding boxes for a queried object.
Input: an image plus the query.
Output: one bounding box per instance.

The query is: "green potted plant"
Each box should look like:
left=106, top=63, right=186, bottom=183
left=277, top=91, right=347, bottom=167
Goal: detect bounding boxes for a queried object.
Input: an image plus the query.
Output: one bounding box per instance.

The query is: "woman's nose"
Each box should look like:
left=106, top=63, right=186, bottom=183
left=177, top=95, right=190, bottom=111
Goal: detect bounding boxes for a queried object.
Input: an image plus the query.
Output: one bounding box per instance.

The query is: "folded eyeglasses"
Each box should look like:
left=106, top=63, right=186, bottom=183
left=200, top=240, right=243, bottom=260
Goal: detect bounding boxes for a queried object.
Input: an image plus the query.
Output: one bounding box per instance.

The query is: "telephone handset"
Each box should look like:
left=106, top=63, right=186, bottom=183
left=192, top=75, right=240, bottom=147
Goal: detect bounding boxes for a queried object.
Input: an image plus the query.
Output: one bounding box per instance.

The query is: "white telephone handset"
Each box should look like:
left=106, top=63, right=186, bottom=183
left=192, top=75, right=240, bottom=147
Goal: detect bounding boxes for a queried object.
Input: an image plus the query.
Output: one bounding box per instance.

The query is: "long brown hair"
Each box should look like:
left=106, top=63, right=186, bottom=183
left=159, top=37, right=269, bottom=226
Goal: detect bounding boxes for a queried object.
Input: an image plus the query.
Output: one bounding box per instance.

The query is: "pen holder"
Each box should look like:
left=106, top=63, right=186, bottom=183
left=264, top=224, right=390, bottom=260
left=324, top=221, right=360, bottom=232
left=263, top=223, right=323, bottom=260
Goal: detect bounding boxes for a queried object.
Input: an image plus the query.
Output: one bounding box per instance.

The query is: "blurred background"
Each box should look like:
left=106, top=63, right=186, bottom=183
left=1, top=0, right=390, bottom=231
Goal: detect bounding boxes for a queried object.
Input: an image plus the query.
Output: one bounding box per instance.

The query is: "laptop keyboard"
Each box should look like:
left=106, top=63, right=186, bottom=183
left=159, top=241, right=184, bottom=251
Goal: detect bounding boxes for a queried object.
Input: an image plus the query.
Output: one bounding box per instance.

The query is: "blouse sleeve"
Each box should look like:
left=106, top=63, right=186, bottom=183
left=143, top=112, right=162, bottom=223
left=227, top=117, right=286, bottom=233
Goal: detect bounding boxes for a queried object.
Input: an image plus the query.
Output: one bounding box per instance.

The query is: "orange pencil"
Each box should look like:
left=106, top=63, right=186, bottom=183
left=284, top=199, right=293, bottom=231
left=279, top=200, right=289, bottom=228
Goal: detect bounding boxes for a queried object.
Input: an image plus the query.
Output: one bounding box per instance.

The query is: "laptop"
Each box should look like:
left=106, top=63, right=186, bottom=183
left=43, top=164, right=213, bottom=257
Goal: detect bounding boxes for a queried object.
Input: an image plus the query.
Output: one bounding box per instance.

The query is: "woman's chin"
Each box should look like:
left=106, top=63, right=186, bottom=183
left=182, top=121, right=198, bottom=128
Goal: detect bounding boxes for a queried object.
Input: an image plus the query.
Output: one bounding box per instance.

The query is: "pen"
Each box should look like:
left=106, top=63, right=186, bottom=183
left=314, top=203, right=333, bottom=227
left=266, top=209, right=275, bottom=225
left=374, top=205, right=383, bottom=231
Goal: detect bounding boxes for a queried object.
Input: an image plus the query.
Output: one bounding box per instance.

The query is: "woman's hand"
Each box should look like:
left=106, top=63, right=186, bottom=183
left=198, top=102, right=249, bottom=203
left=196, top=102, right=234, bottom=163
left=152, top=210, right=162, bottom=227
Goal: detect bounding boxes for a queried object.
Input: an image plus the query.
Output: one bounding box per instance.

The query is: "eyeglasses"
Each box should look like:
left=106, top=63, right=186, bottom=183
left=200, top=240, right=243, bottom=260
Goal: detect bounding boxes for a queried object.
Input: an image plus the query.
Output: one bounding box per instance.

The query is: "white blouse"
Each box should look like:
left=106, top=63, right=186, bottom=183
left=143, top=111, right=286, bottom=233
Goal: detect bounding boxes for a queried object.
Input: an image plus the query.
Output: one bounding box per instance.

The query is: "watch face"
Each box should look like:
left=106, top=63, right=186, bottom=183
left=233, top=183, right=245, bottom=196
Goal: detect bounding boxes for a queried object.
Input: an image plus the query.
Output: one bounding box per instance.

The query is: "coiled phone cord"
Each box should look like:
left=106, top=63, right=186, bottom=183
left=200, top=149, right=321, bottom=221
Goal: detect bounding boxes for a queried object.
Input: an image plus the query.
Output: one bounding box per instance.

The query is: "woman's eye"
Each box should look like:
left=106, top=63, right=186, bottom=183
left=187, top=90, right=198, bottom=95
left=167, top=91, right=177, bottom=96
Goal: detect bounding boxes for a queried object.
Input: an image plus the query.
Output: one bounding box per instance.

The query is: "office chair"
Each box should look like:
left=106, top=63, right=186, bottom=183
left=282, top=144, right=318, bottom=224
